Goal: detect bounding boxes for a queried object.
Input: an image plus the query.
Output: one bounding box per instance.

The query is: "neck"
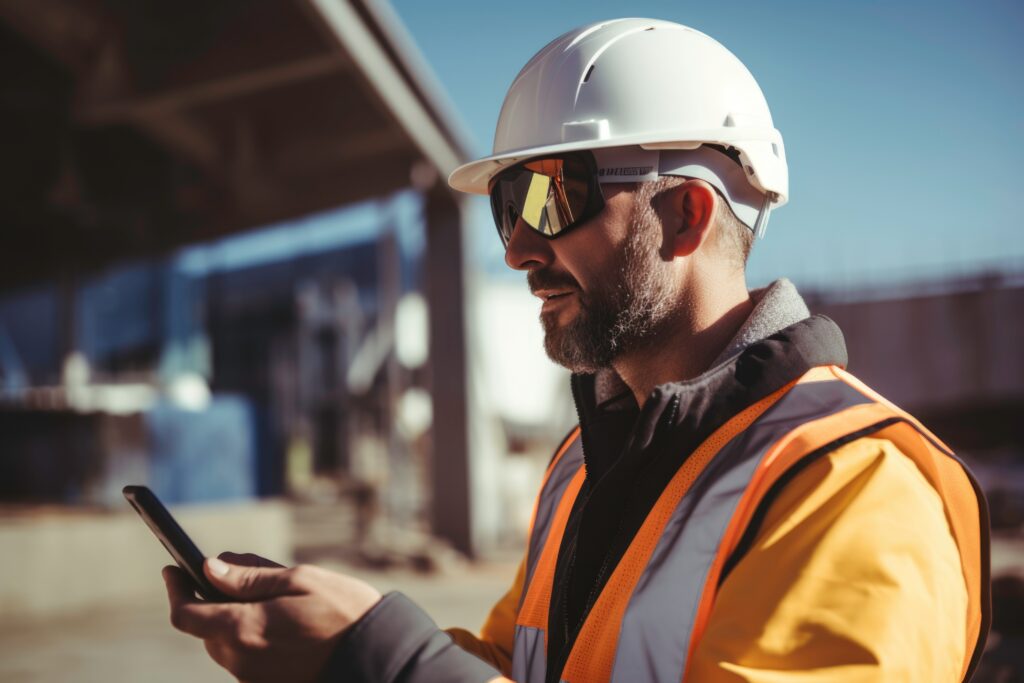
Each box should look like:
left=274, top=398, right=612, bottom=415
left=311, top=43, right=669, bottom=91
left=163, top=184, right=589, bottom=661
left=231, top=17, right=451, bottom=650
left=613, top=275, right=753, bottom=407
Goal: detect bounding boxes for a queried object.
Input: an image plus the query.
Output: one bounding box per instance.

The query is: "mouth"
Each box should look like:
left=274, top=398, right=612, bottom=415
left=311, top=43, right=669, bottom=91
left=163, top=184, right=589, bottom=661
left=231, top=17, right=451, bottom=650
left=537, top=289, right=577, bottom=318
left=533, top=288, right=575, bottom=302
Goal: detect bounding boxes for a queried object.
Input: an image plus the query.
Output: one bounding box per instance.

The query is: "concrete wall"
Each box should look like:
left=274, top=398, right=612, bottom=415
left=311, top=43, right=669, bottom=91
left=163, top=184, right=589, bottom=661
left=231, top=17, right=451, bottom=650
left=811, top=283, right=1024, bottom=412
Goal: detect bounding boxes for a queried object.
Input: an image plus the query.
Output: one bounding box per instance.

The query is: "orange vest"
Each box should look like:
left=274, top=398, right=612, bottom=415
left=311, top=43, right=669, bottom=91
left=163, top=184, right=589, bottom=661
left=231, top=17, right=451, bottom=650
left=511, top=366, right=989, bottom=683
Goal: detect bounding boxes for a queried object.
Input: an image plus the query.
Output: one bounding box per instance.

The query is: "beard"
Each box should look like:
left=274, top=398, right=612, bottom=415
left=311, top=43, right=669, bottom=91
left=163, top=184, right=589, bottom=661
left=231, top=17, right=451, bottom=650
left=532, top=186, right=683, bottom=374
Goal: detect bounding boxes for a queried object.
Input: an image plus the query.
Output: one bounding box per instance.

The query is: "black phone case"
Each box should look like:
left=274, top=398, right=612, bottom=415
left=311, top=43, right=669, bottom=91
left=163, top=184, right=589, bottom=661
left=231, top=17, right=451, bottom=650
left=123, top=485, right=231, bottom=602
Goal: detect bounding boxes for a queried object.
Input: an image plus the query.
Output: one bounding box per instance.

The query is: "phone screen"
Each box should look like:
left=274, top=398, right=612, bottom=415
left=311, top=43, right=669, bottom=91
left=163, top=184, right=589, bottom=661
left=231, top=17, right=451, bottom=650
left=123, top=485, right=230, bottom=602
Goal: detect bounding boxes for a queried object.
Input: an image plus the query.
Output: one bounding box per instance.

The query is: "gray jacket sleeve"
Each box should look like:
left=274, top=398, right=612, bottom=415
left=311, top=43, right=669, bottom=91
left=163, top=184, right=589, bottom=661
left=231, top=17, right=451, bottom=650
left=321, top=592, right=501, bottom=683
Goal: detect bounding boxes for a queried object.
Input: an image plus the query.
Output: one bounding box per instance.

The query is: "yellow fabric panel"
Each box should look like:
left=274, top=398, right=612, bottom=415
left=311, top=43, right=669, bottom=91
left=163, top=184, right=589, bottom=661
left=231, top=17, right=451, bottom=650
left=446, top=556, right=526, bottom=677
left=688, top=437, right=968, bottom=682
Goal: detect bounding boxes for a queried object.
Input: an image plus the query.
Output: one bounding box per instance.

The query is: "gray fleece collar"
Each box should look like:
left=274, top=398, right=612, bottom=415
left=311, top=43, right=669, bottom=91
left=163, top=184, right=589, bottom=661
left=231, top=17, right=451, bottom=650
left=712, top=278, right=810, bottom=366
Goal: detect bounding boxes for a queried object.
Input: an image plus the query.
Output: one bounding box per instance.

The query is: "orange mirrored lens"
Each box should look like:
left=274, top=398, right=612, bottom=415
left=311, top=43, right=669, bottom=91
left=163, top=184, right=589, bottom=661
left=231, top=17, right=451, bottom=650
left=490, top=153, right=600, bottom=246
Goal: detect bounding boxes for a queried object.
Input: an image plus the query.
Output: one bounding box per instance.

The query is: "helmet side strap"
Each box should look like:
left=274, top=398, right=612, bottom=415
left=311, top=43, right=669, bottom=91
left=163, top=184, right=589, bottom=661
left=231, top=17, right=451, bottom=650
left=753, top=193, right=776, bottom=239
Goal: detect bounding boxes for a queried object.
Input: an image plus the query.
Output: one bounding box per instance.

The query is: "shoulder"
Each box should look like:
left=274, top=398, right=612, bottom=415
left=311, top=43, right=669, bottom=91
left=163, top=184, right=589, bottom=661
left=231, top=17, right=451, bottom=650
left=750, top=436, right=969, bottom=633
left=692, top=435, right=970, bottom=680
left=764, top=435, right=948, bottom=532
left=756, top=435, right=962, bottom=573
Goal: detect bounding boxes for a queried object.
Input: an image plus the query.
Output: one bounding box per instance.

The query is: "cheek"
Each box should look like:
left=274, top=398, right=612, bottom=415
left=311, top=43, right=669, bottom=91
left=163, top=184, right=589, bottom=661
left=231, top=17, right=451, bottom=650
left=556, top=254, right=606, bottom=296
left=555, top=223, right=631, bottom=291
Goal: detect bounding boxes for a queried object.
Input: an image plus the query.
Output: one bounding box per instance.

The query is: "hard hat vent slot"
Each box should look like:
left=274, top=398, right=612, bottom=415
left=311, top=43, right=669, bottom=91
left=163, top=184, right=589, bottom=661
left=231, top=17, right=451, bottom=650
left=583, top=65, right=596, bottom=83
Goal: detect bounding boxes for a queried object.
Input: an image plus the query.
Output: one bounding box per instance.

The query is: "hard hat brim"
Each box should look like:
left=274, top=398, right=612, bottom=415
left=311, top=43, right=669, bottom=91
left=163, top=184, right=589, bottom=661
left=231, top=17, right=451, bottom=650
left=448, top=127, right=787, bottom=203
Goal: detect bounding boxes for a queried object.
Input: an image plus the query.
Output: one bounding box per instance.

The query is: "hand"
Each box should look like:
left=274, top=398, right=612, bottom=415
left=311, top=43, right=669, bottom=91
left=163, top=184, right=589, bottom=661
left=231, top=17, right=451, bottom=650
left=163, top=552, right=382, bottom=683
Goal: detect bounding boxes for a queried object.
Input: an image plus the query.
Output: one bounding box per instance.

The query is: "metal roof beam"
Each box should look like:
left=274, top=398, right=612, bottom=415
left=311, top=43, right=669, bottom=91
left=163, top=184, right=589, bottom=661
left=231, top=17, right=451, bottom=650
left=303, top=0, right=463, bottom=179
left=77, top=53, right=350, bottom=124
left=273, top=126, right=408, bottom=177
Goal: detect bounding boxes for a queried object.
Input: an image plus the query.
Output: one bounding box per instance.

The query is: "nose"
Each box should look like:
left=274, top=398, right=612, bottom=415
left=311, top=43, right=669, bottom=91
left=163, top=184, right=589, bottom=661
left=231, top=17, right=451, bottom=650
left=504, top=217, right=554, bottom=272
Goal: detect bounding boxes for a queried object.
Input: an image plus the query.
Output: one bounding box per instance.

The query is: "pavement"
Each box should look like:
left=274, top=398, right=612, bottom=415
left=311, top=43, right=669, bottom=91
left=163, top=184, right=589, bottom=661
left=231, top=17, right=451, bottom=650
left=0, top=559, right=518, bottom=683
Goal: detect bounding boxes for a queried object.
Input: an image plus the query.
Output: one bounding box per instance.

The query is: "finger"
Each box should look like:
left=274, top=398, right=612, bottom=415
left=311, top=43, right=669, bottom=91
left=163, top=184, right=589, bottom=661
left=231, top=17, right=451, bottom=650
left=204, top=610, right=274, bottom=683
left=204, top=638, right=249, bottom=681
left=169, top=599, right=242, bottom=639
left=163, top=565, right=200, bottom=605
left=205, top=559, right=298, bottom=601
left=218, top=551, right=285, bottom=569
left=164, top=566, right=243, bottom=638
left=204, top=638, right=236, bottom=673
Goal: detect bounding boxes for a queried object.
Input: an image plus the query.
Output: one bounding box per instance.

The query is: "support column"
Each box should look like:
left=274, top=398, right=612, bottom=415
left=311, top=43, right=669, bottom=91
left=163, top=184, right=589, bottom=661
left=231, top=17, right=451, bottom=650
left=424, top=185, right=473, bottom=557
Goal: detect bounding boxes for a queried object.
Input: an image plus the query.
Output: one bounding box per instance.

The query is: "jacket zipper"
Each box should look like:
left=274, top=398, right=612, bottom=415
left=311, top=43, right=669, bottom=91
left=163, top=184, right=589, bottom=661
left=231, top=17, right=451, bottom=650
left=548, top=393, right=681, bottom=682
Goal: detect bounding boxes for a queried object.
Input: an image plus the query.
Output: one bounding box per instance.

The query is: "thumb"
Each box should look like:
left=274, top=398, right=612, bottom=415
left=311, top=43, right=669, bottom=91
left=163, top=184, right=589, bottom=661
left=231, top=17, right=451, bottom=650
left=204, top=557, right=294, bottom=601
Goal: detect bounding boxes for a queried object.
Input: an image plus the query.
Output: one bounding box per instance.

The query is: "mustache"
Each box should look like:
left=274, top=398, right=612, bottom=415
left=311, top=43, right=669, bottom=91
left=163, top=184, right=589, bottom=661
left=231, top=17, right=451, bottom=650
left=528, top=269, right=581, bottom=294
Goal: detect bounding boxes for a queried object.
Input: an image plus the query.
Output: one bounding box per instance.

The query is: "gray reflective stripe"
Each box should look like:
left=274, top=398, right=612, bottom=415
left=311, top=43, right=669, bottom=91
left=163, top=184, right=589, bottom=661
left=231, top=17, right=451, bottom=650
left=523, top=436, right=584, bottom=596
left=513, top=436, right=584, bottom=681
left=512, top=625, right=548, bottom=683
left=609, top=380, right=871, bottom=682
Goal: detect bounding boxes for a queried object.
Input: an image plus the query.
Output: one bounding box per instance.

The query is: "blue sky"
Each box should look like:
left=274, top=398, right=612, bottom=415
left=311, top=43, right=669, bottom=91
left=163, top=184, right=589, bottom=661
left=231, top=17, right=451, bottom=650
left=392, top=0, right=1024, bottom=291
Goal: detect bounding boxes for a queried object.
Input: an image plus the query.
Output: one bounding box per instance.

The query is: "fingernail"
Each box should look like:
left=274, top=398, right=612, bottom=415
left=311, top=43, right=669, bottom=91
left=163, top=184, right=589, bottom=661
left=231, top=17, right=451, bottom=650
left=208, top=558, right=230, bottom=577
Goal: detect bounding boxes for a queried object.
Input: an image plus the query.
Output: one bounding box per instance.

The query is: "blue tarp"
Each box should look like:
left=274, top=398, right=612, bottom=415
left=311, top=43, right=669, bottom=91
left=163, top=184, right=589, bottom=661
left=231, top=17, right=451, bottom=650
left=145, top=395, right=257, bottom=504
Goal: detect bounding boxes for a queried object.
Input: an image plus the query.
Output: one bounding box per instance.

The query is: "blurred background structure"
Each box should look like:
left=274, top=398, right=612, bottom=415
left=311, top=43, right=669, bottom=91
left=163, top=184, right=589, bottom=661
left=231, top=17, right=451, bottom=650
left=0, top=1, right=1021, bottom=682
left=0, top=0, right=495, bottom=617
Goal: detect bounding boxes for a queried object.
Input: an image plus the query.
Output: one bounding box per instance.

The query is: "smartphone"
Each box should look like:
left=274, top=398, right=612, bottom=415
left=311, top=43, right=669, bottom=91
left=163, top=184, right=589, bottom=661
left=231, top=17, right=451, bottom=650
left=123, top=485, right=231, bottom=602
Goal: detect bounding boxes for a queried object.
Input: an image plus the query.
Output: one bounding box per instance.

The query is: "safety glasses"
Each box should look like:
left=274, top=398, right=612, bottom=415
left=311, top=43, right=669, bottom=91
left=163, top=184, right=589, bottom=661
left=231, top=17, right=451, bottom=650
left=487, top=152, right=606, bottom=248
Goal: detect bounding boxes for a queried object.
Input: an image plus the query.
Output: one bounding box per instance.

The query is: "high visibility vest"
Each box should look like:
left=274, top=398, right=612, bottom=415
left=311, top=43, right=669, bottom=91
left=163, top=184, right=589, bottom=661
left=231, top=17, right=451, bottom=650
left=511, top=366, right=990, bottom=683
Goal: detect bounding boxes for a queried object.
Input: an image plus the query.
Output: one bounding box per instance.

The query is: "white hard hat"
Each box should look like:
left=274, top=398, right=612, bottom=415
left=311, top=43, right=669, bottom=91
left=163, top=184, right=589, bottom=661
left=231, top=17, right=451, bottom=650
left=448, top=18, right=788, bottom=236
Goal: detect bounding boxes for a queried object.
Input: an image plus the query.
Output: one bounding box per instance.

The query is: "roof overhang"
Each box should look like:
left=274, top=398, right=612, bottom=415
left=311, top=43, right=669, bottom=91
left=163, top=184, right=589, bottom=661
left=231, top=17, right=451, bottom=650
left=0, top=0, right=470, bottom=291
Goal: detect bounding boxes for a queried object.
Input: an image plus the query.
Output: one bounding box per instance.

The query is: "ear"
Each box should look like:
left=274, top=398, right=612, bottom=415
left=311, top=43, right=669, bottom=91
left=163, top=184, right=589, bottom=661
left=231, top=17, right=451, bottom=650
left=667, top=180, right=717, bottom=258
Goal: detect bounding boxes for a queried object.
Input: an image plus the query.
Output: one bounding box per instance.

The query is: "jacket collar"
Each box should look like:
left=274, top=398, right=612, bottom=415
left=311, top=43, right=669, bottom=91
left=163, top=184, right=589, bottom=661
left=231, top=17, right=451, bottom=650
left=584, top=277, right=813, bottom=408
left=570, top=280, right=846, bottom=482
left=712, top=277, right=811, bottom=365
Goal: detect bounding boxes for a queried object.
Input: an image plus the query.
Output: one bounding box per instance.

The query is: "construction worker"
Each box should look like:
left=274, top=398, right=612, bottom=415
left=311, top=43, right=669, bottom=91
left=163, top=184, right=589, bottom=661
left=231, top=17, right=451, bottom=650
left=163, top=18, right=990, bottom=682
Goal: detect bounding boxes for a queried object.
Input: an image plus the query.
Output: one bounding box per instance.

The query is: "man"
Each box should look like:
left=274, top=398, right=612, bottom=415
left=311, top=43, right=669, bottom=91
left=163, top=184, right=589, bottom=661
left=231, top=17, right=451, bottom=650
left=164, top=18, right=990, bottom=682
